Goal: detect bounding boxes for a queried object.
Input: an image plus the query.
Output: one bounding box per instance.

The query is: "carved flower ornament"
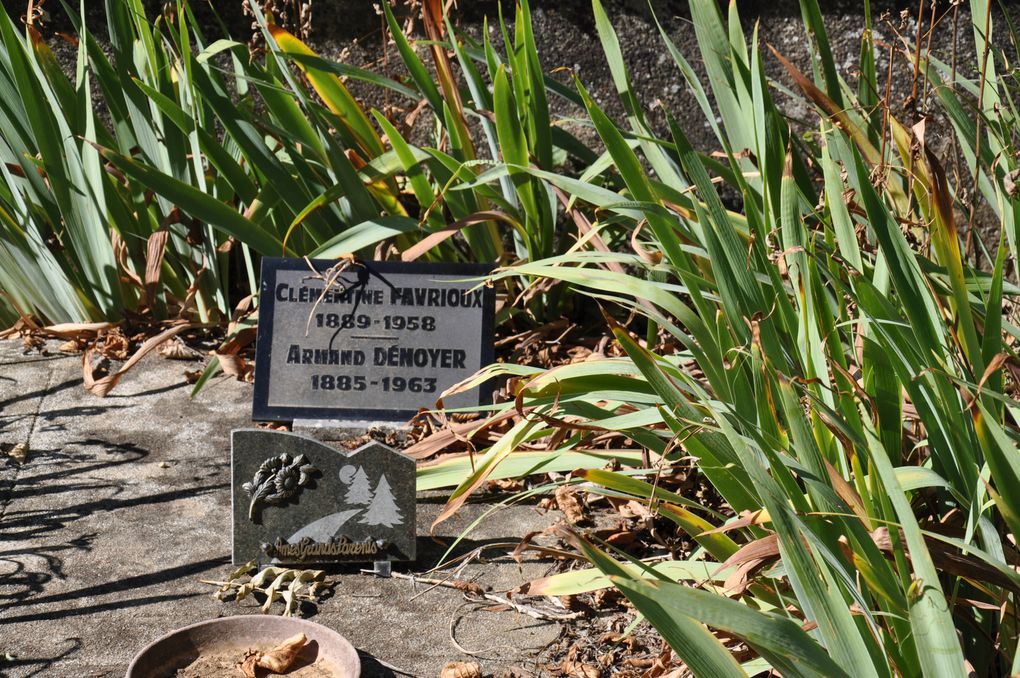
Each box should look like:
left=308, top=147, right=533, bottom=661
left=243, top=452, right=319, bottom=522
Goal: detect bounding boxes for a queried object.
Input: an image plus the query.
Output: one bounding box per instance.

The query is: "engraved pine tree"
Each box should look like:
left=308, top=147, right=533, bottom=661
left=360, top=474, right=402, bottom=527
left=344, top=466, right=373, bottom=506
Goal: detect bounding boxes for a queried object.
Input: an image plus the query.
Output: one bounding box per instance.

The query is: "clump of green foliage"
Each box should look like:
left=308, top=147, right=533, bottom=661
left=0, top=0, right=603, bottom=328
left=4, top=0, right=1020, bottom=672
left=421, top=0, right=1020, bottom=675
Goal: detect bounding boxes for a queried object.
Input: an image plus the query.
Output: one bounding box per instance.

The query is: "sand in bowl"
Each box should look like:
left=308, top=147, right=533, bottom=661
left=170, top=633, right=350, bottom=678
left=172, top=652, right=336, bottom=677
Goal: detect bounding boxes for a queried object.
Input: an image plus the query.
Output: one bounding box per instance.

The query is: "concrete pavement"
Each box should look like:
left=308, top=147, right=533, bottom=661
left=0, top=340, right=560, bottom=677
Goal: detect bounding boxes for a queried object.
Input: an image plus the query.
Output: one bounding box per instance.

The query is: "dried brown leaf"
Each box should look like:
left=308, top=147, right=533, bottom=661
left=144, top=228, right=170, bottom=308
left=176, top=258, right=208, bottom=319
left=256, top=632, right=308, bottom=673
left=555, top=486, right=587, bottom=525
left=158, top=336, right=203, bottom=361
left=965, top=352, right=1009, bottom=410
left=3, top=442, right=28, bottom=464
left=567, top=346, right=592, bottom=363
left=591, top=587, right=622, bottom=608
left=83, top=323, right=192, bottom=397
left=768, top=44, right=881, bottom=164
left=237, top=650, right=259, bottom=678
left=215, top=326, right=257, bottom=382
left=406, top=410, right=515, bottom=461
left=95, top=328, right=130, bottom=360
left=560, top=660, right=600, bottom=678
left=441, top=661, right=482, bottom=678
left=218, top=353, right=252, bottom=380
left=256, top=421, right=292, bottom=432
left=58, top=339, right=83, bottom=353
left=617, top=499, right=652, bottom=520
left=110, top=231, right=143, bottom=290
left=435, top=578, right=488, bottom=596
left=401, top=211, right=516, bottom=262
left=718, top=534, right=780, bottom=596
left=1006, top=168, right=1020, bottom=199
left=700, top=508, right=770, bottom=535
left=605, top=531, right=638, bottom=548
left=558, top=595, right=585, bottom=612
left=488, top=478, right=524, bottom=492
left=871, top=526, right=1020, bottom=594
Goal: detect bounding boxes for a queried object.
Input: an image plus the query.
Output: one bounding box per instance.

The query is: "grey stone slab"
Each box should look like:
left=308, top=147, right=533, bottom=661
left=232, top=430, right=416, bottom=565
left=292, top=418, right=409, bottom=444
left=0, top=346, right=561, bottom=677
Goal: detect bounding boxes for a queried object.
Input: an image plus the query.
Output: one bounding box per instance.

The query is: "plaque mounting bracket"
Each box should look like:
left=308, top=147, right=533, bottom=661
left=292, top=417, right=408, bottom=433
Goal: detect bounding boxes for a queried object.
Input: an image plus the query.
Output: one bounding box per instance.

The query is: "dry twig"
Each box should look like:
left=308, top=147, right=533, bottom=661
left=390, top=571, right=583, bottom=622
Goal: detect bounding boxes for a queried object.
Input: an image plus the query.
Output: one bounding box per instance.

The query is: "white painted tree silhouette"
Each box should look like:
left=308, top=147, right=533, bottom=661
left=360, top=474, right=402, bottom=527
left=344, top=467, right=373, bottom=506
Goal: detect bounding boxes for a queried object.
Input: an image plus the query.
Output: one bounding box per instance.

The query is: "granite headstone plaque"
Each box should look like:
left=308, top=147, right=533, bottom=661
left=231, top=429, right=415, bottom=565
left=252, top=258, right=495, bottom=422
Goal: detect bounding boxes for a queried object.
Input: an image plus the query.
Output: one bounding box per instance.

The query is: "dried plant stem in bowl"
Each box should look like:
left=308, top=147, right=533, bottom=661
left=238, top=633, right=309, bottom=677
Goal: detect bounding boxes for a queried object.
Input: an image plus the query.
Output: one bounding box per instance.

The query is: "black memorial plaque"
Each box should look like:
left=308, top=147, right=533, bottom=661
left=253, top=258, right=494, bottom=422
left=232, top=429, right=416, bottom=565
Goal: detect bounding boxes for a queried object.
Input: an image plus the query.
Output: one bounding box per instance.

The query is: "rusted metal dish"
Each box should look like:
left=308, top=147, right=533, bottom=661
left=125, top=615, right=360, bottom=677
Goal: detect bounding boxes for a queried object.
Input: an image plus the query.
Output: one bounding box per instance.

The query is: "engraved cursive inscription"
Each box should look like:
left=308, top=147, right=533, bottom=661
left=262, top=536, right=386, bottom=561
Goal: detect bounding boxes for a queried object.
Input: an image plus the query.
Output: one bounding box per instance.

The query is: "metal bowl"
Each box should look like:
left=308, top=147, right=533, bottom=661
left=125, top=615, right=360, bottom=677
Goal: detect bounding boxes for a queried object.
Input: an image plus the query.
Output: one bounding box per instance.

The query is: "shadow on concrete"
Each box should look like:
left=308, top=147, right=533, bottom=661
left=4, top=478, right=123, bottom=503
left=5, top=438, right=148, bottom=488
left=0, top=352, right=77, bottom=367
left=0, top=555, right=229, bottom=616
left=0, top=592, right=204, bottom=625
left=3, top=400, right=129, bottom=435
left=0, top=637, right=82, bottom=678
left=0, top=376, right=80, bottom=413
left=414, top=534, right=528, bottom=570
left=0, top=438, right=148, bottom=536
left=0, top=481, right=228, bottom=540
left=0, top=534, right=97, bottom=607
left=34, top=403, right=130, bottom=429
left=358, top=650, right=402, bottom=677
left=108, top=379, right=189, bottom=399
